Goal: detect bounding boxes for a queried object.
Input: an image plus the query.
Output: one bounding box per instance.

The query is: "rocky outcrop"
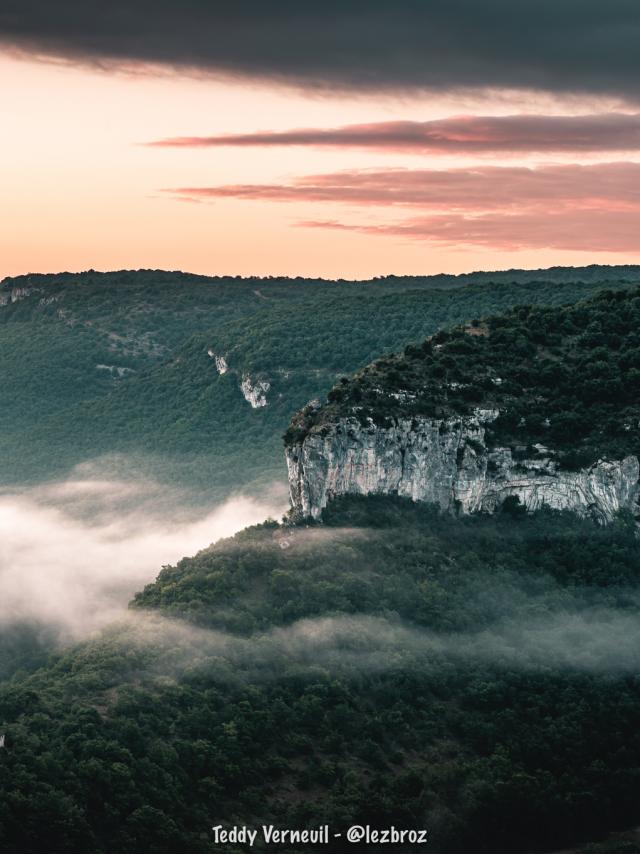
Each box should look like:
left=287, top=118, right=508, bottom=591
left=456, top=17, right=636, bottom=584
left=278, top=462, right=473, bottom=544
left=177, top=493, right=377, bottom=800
left=96, top=364, right=135, bottom=378
left=206, top=351, right=270, bottom=407
left=0, top=284, right=42, bottom=306
left=286, top=409, right=640, bottom=523
left=207, top=350, right=228, bottom=374
left=241, top=374, right=270, bottom=408
left=38, top=295, right=59, bottom=306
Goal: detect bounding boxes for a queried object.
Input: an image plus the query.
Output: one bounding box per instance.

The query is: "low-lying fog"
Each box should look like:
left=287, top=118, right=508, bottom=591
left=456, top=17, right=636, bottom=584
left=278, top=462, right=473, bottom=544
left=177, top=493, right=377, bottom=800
left=3, top=460, right=640, bottom=681
left=0, top=464, right=287, bottom=639
left=100, top=608, right=640, bottom=685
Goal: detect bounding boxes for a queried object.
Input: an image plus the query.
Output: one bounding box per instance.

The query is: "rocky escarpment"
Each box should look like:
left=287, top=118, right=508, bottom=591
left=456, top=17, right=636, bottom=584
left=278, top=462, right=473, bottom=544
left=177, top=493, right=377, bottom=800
left=0, top=284, right=42, bottom=306
left=207, top=350, right=229, bottom=374
left=284, top=289, right=640, bottom=523
left=240, top=373, right=270, bottom=408
left=286, top=409, right=640, bottom=522
left=206, top=349, right=270, bottom=407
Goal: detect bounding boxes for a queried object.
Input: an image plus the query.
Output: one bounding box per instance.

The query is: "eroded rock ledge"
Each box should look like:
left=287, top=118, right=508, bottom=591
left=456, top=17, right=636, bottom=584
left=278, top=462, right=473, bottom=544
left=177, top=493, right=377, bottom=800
left=286, top=409, right=640, bottom=523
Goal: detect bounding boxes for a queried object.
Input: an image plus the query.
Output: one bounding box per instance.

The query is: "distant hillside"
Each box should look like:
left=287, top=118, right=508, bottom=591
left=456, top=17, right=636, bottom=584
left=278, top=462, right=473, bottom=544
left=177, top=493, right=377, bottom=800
left=369, top=262, right=640, bottom=288
left=1, top=267, right=638, bottom=499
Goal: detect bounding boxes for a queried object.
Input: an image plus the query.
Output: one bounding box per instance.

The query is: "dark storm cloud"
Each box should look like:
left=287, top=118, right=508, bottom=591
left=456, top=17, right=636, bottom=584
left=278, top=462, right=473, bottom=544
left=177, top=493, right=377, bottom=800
left=148, top=114, right=640, bottom=154
left=2, top=1, right=640, bottom=98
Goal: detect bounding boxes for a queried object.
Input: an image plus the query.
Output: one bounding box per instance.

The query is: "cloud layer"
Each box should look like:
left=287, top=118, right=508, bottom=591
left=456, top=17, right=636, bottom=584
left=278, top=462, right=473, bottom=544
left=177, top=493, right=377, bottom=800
left=169, top=162, right=640, bottom=209
left=302, top=210, right=640, bottom=253
left=165, top=161, right=640, bottom=252
left=2, top=1, right=640, bottom=99
left=150, top=113, right=640, bottom=154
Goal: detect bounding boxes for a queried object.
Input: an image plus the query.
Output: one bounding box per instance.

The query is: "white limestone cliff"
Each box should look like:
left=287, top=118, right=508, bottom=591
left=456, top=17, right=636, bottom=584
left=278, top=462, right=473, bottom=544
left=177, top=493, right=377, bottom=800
left=0, top=285, right=42, bottom=306
left=207, top=350, right=229, bottom=374
left=286, top=409, right=640, bottom=523
left=206, top=351, right=270, bottom=407
left=96, top=364, right=135, bottom=378
left=241, top=373, right=270, bottom=408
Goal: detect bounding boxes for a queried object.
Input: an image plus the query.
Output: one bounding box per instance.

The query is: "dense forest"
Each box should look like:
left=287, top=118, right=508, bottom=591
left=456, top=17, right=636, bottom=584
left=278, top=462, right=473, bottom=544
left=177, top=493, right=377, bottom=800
left=1, top=267, right=638, bottom=499
left=2, top=496, right=640, bottom=853
left=288, top=287, right=640, bottom=470
left=3, top=269, right=640, bottom=853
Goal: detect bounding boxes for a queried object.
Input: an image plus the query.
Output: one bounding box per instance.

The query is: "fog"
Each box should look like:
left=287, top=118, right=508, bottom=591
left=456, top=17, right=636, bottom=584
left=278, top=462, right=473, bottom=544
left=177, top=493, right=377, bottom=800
left=3, top=466, right=639, bottom=681
left=239, top=609, right=640, bottom=674
left=108, top=606, right=640, bottom=688
left=0, top=471, right=286, bottom=639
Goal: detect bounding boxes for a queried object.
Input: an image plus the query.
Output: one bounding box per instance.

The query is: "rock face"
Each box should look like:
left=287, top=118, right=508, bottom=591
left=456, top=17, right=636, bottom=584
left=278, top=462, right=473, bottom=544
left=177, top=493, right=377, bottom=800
left=207, top=350, right=229, bottom=374
left=241, top=374, right=270, bottom=408
left=96, top=364, right=135, bottom=378
left=286, top=409, right=640, bottom=523
left=205, top=351, right=270, bottom=407
left=0, top=285, right=41, bottom=306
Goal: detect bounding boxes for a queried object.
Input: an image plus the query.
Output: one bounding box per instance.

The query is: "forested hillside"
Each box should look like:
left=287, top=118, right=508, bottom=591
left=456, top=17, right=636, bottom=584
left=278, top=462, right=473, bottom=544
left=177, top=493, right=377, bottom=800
left=1, top=266, right=638, bottom=499
left=2, top=497, right=640, bottom=853
left=3, top=281, right=640, bottom=853
left=288, top=286, right=640, bottom=470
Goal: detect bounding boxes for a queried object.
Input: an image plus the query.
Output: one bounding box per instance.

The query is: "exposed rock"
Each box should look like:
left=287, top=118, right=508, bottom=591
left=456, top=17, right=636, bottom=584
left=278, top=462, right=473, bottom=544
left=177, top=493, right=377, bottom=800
left=96, top=364, right=135, bottom=378
left=205, top=351, right=268, bottom=406
left=286, top=410, right=640, bottom=523
left=0, top=285, right=42, bottom=306
left=207, top=350, right=228, bottom=374
left=241, top=374, right=270, bottom=408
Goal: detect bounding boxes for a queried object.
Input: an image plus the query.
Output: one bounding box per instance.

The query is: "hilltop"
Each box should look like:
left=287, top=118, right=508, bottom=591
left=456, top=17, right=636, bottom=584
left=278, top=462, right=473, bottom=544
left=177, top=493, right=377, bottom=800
left=286, top=288, right=640, bottom=521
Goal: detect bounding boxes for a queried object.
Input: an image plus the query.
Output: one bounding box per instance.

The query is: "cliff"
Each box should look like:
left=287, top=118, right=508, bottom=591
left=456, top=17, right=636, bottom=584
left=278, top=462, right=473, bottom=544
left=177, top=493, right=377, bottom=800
left=286, top=411, right=640, bottom=521
left=285, top=289, right=640, bottom=522
left=0, top=282, right=41, bottom=306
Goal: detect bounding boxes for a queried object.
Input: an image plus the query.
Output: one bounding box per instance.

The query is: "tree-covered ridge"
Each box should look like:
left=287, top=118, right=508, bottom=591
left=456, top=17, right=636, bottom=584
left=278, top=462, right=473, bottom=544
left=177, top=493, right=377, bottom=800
left=131, top=496, right=640, bottom=632
left=287, top=288, right=640, bottom=469
left=0, top=268, right=637, bottom=495
left=5, top=262, right=640, bottom=296
left=2, top=498, right=640, bottom=854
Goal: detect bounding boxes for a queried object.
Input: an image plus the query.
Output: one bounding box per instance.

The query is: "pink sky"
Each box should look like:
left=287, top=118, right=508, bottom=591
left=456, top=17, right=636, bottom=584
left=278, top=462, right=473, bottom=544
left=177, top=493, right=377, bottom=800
left=3, top=52, right=640, bottom=279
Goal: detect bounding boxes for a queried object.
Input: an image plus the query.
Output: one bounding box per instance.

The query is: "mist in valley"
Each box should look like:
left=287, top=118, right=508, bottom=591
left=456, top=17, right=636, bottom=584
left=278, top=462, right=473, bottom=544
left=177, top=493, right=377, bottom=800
left=3, top=457, right=640, bottom=688
left=0, top=461, right=287, bottom=642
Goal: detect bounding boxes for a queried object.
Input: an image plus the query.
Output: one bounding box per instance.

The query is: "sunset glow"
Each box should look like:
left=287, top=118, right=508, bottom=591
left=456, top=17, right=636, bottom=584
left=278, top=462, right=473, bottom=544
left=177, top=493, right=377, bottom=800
left=3, top=4, right=640, bottom=278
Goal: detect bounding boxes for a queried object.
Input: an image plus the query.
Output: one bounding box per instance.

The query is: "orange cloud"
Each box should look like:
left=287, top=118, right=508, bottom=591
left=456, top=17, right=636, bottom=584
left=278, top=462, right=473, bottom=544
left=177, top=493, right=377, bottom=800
left=164, top=161, right=640, bottom=254
left=165, top=162, right=640, bottom=211
left=299, top=210, right=640, bottom=252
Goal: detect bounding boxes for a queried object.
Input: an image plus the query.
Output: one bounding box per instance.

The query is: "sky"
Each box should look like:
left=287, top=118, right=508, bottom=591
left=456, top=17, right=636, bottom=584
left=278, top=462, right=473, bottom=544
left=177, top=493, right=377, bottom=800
left=2, top=1, right=640, bottom=279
